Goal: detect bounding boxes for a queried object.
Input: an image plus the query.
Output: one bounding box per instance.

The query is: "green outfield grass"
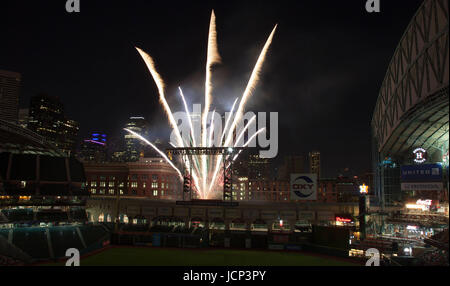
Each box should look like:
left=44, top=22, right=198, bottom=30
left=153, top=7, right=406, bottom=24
left=40, top=247, right=360, bottom=266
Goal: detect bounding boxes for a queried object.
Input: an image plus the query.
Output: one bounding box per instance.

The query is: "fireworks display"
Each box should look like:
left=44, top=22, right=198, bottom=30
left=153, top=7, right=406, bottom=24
left=126, top=10, right=276, bottom=199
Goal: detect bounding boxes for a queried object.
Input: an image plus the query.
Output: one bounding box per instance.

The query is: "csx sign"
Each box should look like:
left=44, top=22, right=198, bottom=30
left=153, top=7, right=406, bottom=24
left=290, top=174, right=317, bottom=200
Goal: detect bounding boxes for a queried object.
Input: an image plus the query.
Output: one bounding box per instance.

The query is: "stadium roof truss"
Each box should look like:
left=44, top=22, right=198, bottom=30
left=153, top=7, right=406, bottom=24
left=372, top=0, right=449, bottom=156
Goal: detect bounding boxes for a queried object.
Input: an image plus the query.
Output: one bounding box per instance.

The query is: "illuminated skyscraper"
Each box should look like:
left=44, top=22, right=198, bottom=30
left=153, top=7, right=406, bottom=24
left=124, top=117, right=150, bottom=161
left=27, top=93, right=79, bottom=154
left=80, top=132, right=108, bottom=162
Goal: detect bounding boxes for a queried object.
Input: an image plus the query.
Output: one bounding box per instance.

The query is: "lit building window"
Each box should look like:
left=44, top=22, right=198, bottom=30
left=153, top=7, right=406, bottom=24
left=91, top=182, right=97, bottom=187
left=152, top=182, right=158, bottom=188
left=131, top=182, right=138, bottom=188
left=119, top=189, right=124, bottom=195
left=90, top=188, right=96, bottom=194
left=99, top=189, right=105, bottom=194
left=109, top=182, right=114, bottom=187
left=153, top=190, right=158, bottom=196
left=161, top=183, right=165, bottom=188
left=109, top=189, right=115, bottom=195
left=161, top=190, right=164, bottom=196
left=100, top=182, right=106, bottom=187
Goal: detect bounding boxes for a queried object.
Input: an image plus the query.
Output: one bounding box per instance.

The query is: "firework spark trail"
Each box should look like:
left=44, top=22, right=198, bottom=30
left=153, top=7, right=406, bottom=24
left=206, top=97, right=238, bottom=193
left=206, top=98, right=238, bottom=193
left=223, top=25, right=277, bottom=149
left=178, top=87, right=197, bottom=147
left=208, top=109, right=216, bottom=147
left=219, top=97, right=238, bottom=145
left=124, top=128, right=183, bottom=179
left=232, top=127, right=266, bottom=162
left=201, top=10, right=221, bottom=199
left=207, top=22, right=277, bottom=193
left=135, top=47, right=185, bottom=148
left=134, top=12, right=276, bottom=199
left=224, top=128, right=267, bottom=171
left=233, top=115, right=256, bottom=148
left=207, top=114, right=257, bottom=192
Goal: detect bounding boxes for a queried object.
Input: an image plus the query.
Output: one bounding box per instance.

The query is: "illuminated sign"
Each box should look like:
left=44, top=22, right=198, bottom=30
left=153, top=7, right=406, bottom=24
left=405, top=204, right=427, bottom=211
left=413, top=148, right=427, bottom=164
left=416, top=199, right=432, bottom=206
left=359, top=184, right=369, bottom=194
left=290, top=174, right=317, bottom=200
left=401, top=164, right=442, bottom=183
left=336, top=217, right=352, bottom=222
left=84, top=139, right=106, bottom=146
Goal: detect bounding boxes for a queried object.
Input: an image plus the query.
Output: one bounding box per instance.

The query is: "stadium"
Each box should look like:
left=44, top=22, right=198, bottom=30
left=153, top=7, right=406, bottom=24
left=0, top=119, right=110, bottom=265
left=0, top=0, right=448, bottom=267
left=370, top=0, right=449, bottom=265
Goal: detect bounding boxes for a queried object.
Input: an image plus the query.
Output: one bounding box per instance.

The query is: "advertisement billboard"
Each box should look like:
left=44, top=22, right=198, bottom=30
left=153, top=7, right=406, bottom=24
left=401, top=182, right=443, bottom=191
left=290, top=173, right=317, bottom=200
left=401, top=164, right=442, bottom=182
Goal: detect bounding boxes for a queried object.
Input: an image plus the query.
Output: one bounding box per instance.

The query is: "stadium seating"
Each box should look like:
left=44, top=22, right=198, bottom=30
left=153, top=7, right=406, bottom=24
left=78, top=225, right=109, bottom=246
left=11, top=228, right=50, bottom=259
left=1, top=209, right=34, bottom=222
left=49, top=226, right=84, bottom=258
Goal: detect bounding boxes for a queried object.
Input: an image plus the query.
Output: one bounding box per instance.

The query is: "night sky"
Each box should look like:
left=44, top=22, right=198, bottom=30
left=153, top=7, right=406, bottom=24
left=1, top=0, right=424, bottom=177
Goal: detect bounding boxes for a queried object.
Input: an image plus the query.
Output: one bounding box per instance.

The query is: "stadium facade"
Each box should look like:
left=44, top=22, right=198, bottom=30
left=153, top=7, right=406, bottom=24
left=0, top=119, right=109, bottom=264
left=371, top=0, right=449, bottom=208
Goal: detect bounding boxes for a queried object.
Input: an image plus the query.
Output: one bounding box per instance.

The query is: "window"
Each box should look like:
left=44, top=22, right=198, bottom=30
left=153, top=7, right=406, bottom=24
left=119, top=182, right=124, bottom=187
left=152, top=174, right=158, bottom=181
left=131, top=174, right=138, bottom=180
left=91, top=182, right=97, bottom=187
left=131, top=182, right=138, bottom=188
left=166, top=183, right=169, bottom=189
left=143, top=182, right=146, bottom=188
left=161, top=183, right=165, bottom=189
left=119, top=189, right=124, bottom=195
left=109, top=189, right=115, bottom=195
left=90, top=188, right=96, bottom=194
left=109, top=182, right=114, bottom=187
left=153, top=190, right=158, bottom=196
left=99, top=189, right=105, bottom=194
left=161, top=190, right=164, bottom=196
left=100, top=182, right=106, bottom=187
left=152, top=182, right=158, bottom=188
left=109, top=176, right=115, bottom=180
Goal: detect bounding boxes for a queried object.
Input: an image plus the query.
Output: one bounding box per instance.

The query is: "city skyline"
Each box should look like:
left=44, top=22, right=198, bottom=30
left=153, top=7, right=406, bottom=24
left=1, top=0, right=423, bottom=178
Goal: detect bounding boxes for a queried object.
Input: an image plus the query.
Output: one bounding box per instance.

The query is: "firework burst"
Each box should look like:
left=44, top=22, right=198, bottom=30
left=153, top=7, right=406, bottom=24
left=126, top=10, right=276, bottom=199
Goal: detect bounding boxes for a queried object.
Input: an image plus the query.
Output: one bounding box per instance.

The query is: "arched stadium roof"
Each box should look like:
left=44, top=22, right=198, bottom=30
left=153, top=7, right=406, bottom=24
left=371, top=0, right=449, bottom=157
